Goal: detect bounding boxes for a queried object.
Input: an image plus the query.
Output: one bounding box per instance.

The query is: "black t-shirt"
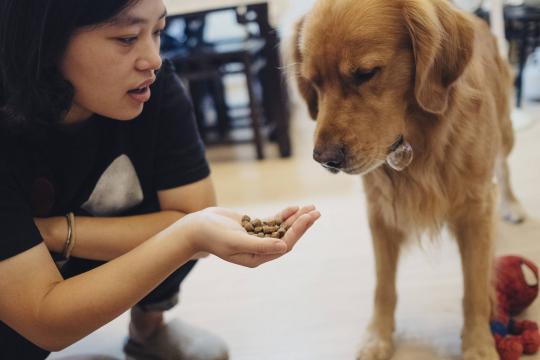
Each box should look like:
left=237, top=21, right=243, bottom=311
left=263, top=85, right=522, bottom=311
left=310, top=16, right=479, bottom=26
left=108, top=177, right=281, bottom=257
left=0, top=62, right=210, bottom=358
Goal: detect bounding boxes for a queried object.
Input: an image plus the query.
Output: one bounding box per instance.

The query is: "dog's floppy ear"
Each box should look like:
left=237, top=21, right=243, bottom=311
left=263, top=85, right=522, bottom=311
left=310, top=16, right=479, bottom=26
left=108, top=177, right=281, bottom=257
left=291, top=17, right=318, bottom=120
left=403, top=0, right=474, bottom=114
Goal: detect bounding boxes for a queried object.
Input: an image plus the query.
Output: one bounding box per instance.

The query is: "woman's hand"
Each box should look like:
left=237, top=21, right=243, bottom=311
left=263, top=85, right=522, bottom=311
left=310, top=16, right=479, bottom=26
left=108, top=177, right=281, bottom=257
left=180, top=205, right=320, bottom=268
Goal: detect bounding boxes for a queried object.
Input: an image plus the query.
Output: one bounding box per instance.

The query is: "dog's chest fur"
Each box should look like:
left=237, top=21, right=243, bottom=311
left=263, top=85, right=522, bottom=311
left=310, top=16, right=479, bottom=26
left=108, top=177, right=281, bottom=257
left=363, top=166, right=452, bottom=238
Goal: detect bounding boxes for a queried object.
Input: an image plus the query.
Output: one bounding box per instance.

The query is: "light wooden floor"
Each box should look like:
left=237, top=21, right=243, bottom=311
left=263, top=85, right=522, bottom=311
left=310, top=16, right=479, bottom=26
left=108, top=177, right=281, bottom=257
left=50, top=94, right=540, bottom=360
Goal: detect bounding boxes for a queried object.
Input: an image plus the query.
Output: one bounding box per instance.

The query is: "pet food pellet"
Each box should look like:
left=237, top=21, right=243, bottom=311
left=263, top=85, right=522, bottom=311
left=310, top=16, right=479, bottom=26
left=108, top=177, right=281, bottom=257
left=241, top=215, right=289, bottom=239
left=241, top=215, right=251, bottom=223
left=263, top=225, right=278, bottom=234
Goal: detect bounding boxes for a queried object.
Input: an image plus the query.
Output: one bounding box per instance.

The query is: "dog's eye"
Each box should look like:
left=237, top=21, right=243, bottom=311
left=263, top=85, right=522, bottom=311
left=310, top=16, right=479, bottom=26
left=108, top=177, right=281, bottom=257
left=353, top=68, right=379, bottom=86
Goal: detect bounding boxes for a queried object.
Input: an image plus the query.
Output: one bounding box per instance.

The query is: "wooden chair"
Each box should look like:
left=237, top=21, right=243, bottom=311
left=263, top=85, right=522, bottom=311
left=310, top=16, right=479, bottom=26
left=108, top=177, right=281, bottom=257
left=161, top=3, right=291, bottom=160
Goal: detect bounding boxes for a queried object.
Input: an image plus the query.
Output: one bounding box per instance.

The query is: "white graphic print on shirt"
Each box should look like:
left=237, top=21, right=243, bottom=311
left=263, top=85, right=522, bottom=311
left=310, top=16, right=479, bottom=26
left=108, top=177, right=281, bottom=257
left=82, top=154, right=143, bottom=216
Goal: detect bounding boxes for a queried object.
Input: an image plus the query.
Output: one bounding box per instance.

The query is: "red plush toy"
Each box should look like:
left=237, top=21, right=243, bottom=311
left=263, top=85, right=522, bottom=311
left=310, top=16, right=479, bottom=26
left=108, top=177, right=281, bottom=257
left=491, top=256, right=540, bottom=360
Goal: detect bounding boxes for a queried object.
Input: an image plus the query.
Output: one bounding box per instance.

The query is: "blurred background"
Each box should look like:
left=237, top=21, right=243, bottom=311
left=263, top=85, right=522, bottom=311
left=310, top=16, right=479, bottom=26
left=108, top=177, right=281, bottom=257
left=51, top=0, right=540, bottom=359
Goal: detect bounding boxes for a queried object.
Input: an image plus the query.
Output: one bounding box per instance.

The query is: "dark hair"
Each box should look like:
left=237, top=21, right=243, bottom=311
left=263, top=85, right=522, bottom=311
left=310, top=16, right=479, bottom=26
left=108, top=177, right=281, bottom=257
left=0, top=0, right=139, bottom=132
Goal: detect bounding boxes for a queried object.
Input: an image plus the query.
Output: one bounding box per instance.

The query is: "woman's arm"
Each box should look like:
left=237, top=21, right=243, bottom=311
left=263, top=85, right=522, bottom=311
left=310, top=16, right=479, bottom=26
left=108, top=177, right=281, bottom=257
left=35, top=177, right=217, bottom=260
left=0, top=225, right=196, bottom=352
left=0, top=205, right=319, bottom=352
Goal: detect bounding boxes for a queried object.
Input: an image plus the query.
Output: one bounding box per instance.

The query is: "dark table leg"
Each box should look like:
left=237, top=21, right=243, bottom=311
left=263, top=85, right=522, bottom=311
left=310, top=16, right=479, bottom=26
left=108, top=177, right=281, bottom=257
left=261, top=30, right=291, bottom=158
left=244, top=55, right=265, bottom=160
left=516, top=35, right=528, bottom=108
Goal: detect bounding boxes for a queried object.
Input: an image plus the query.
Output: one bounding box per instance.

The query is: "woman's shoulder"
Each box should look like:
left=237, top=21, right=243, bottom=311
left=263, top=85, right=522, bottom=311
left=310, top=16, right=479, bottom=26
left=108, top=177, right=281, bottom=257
left=156, top=59, right=177, bottom=83
left=152, top=60, right=190, bottom=102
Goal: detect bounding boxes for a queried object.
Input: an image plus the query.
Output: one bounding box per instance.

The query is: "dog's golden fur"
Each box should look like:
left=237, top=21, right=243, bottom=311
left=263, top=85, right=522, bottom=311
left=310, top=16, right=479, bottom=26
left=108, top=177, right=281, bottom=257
left=291, top=0, right=526, bottom=358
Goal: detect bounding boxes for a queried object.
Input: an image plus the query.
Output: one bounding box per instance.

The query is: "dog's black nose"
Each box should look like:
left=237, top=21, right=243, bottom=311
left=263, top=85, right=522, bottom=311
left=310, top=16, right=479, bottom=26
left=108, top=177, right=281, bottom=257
left=313, top=145, right=345, bottom=169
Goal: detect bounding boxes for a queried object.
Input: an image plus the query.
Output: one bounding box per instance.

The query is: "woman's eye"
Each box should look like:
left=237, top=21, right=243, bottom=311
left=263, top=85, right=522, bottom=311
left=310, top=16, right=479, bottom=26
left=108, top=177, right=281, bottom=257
left=117, top=36, right=138, bottom=45
left=353, top=67, right=380, bottom=86
left=153, top=29, right=164, bottom=38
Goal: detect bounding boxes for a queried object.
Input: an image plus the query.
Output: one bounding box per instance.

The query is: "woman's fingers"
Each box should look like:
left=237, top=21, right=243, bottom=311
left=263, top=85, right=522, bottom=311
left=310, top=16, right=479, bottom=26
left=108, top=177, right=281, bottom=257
left=282, top=205, right=316, bottom=228
left=274, top=206, right=300, bottom=222
left=282, top=210, right=321, bottom=250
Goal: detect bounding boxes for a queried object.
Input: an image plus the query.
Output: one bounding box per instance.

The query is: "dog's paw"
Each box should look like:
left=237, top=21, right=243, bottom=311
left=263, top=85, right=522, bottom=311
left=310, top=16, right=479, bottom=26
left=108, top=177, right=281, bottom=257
left=500, top=201, right=527, bottom=224
left=462, top=329, right=498, bottom=360
left=356, top=337, right=394, bottom=360
left=462, top=345, right=499, bottom=360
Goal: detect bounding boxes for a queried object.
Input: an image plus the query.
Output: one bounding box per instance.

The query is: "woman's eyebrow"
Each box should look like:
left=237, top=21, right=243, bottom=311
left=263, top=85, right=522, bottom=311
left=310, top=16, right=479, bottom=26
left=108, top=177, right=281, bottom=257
left=112, top=8, right=167, bottom=26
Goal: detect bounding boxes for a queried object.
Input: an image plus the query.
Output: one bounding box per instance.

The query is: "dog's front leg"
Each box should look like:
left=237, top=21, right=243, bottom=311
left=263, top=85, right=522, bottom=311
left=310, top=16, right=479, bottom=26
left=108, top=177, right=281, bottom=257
left=451, top=202, right=498, bottom=360
left=357, top=212, right=402, bottom=360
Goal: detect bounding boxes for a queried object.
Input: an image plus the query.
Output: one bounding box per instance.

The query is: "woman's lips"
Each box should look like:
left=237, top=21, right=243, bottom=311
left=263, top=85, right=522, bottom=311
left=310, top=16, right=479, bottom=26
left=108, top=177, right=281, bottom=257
left=128, top=86, right=151, bottom=103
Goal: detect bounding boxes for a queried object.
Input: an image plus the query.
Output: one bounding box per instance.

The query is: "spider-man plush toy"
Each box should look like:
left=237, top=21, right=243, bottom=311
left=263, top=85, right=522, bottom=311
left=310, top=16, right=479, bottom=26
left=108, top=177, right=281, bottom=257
left=491, top=256, right=540, bottom=360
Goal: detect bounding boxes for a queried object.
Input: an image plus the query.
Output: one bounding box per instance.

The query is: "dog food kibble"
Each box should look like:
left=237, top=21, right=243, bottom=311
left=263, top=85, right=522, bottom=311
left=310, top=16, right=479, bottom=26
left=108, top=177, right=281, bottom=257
left=241, top=215, right=289, bottom=239
left=263, top=225, right=279, bottom=234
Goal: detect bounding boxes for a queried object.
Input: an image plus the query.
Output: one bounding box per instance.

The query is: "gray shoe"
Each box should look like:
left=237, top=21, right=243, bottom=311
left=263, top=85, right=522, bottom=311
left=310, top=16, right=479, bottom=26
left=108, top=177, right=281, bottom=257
left=123, top=319, right=229, bottom=360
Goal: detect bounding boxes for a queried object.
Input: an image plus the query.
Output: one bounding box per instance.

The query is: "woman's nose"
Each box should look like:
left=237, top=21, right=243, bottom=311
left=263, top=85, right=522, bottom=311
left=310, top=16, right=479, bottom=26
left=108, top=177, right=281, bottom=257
left=136, top=39, right=162, bottom=72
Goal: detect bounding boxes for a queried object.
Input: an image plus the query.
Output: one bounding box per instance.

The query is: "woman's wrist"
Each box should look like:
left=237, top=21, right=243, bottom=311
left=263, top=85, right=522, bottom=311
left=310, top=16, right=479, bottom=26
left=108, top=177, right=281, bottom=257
left=172, top=213, right=203, bottom=256
left=149, top=216, right=200, bottom=265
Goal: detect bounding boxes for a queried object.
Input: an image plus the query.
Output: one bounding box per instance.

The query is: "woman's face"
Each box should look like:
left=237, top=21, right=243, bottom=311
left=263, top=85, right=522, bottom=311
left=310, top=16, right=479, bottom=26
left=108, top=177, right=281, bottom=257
left=60, top=0, right=166, bottom=123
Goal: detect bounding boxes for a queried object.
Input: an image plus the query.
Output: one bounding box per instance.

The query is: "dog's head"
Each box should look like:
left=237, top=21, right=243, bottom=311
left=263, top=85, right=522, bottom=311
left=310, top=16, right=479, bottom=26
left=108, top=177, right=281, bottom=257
left=292, top=0, right=474, bottom=175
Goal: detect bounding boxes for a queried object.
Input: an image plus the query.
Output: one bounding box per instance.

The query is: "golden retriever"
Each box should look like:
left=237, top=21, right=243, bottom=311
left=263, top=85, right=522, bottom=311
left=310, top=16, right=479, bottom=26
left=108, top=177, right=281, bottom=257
left=290, top=0, right=526, bottom=359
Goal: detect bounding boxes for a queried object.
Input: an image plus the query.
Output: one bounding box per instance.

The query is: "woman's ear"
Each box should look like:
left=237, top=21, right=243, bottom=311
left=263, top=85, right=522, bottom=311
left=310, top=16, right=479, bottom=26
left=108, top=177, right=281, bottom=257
left=290, top=16, right=318, bottom=120
left=403, top=0, right=474, bottom=114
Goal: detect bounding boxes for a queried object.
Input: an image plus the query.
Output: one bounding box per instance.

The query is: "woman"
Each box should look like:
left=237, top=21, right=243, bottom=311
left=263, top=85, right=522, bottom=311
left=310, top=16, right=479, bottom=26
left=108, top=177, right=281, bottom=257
left=0, top=0, right=320, bottom=359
